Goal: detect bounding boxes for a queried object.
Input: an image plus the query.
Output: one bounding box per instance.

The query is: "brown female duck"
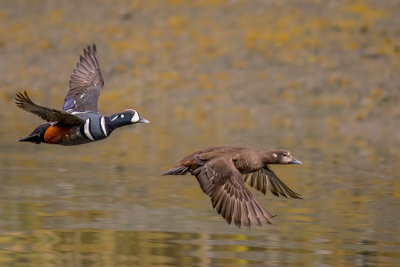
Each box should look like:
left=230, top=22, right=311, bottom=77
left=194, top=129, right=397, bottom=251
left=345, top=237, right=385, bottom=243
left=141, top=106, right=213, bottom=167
left=162, top=146, right=302, bottom=228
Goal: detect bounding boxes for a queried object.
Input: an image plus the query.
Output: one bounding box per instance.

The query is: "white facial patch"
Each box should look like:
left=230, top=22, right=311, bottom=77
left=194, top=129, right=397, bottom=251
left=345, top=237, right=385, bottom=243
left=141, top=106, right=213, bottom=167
left=121, top=114, right=124, bottom=118
left=111, top=115, right=118, bottom=122
left=272, top=153, right=278, bottom=158
left=131, top=111, right=139, bottom=123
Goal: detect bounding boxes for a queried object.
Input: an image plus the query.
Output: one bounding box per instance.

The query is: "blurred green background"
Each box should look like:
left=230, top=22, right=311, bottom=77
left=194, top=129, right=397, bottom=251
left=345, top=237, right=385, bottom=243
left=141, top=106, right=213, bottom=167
left=0, top=0, right=399, bottom=266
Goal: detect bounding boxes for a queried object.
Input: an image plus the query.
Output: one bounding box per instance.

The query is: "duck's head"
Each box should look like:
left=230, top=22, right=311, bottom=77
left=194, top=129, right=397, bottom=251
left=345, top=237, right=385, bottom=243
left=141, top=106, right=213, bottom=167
left=264, top=149, right=302, bottom=165
left=109, top=109, right=149, bottom=128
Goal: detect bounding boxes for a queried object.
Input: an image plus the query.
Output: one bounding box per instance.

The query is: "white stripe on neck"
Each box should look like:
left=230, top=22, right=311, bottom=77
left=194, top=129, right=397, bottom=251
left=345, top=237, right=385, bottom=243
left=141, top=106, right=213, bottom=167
left=84, top=118, right=94, bottom=141
left=100, top=116, right=108, bottom=137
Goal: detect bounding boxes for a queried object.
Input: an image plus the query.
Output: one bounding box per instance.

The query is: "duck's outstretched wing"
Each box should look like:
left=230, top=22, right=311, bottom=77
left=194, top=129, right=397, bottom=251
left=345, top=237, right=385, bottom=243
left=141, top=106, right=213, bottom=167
left=15, top=91, right=84, bottom=125
left=192, top=157, right=275, bottom=228
left=63, top=44, right=104, bottom=113
left=243, top=167, right=302, bottom=199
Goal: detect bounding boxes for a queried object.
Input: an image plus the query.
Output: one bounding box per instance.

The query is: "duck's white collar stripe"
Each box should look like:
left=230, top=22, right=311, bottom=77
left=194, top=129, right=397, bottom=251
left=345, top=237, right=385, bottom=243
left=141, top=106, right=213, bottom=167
left=100, top=116, right=108, bottom=137
left=84, top=118, right=94, bottom=141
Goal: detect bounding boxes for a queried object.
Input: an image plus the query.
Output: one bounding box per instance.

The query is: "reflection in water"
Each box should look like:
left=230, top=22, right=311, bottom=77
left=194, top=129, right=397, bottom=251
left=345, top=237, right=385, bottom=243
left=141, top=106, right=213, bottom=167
left=1, top=228, right=399, bottom=266
left=0, top=160, right=399, bottom=266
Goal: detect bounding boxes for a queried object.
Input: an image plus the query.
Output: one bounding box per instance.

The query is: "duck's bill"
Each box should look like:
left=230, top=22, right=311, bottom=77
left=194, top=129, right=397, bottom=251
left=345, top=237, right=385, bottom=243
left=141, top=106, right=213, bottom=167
left=290, top=157, right=302, bottom=164
left=139, top=118, right=150, bottom=124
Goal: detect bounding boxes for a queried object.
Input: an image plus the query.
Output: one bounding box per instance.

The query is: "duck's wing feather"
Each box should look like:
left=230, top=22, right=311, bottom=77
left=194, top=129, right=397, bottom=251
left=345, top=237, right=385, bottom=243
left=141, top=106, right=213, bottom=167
left=63, top=45, right=104, bottom=113
left=192, top=157, right=275, bottom=228
left=243, top=167, right=302, bottom=199
left=15, top=91, right=84, bottom=125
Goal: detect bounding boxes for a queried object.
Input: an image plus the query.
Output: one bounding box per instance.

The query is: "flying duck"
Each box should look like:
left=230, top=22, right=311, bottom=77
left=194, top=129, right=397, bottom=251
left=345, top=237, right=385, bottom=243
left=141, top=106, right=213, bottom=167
left=15, top=45, right=149, bottom=145
left=162, top=146, right=302, bottom=228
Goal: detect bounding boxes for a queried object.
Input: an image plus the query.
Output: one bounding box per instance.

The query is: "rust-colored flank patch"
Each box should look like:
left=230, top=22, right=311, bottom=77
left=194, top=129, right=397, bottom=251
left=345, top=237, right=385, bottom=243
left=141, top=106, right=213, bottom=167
left=44, top=125, right=71, bottom=144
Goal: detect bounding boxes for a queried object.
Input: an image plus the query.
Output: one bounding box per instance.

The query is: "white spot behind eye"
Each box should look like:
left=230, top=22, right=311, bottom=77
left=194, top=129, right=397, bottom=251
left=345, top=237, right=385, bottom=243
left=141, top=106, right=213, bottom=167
left=131, top=111, right=140, bottom=123
left=121, top=114, right=124, bottom=118
left=272, top=153, right=277, bottom=158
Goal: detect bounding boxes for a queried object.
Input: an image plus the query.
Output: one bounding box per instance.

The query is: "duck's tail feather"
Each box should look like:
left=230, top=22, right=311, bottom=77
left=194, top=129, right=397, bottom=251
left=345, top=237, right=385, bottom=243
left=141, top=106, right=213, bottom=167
left=162, top=166, right=190, bottom=175
left=18, top=134, right=42, bottom=144
left=18, top=123, right=50, bottom=144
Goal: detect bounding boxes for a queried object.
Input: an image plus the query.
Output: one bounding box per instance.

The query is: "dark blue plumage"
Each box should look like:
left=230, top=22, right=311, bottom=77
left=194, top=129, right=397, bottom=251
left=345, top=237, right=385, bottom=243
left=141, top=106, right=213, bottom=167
left=63, top=97, right=75, bottom=112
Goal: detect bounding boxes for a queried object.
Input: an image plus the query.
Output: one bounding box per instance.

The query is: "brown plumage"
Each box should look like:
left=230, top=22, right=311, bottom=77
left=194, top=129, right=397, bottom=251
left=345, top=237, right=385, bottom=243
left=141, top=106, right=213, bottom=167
left=67, top=45, right=104, bottom=113
left=15, top=91, right=84, bottom=125
left=162, top=146, right=302, bottom=228
left=15, top=45, right=104, bottom=124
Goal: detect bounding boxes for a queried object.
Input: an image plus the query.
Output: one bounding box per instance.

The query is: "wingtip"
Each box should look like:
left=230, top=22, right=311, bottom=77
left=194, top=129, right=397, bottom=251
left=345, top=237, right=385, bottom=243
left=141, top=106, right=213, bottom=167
left=15, top=90, right=31, bottom=106
left=83, top=44, right=97, bottom=55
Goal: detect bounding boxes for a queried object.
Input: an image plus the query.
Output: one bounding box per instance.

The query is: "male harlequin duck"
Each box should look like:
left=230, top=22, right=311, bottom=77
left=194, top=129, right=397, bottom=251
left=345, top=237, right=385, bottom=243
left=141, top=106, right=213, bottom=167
left=162, top=146, right=302, bottom=228
left=15, top=45, right=149, bottom=145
